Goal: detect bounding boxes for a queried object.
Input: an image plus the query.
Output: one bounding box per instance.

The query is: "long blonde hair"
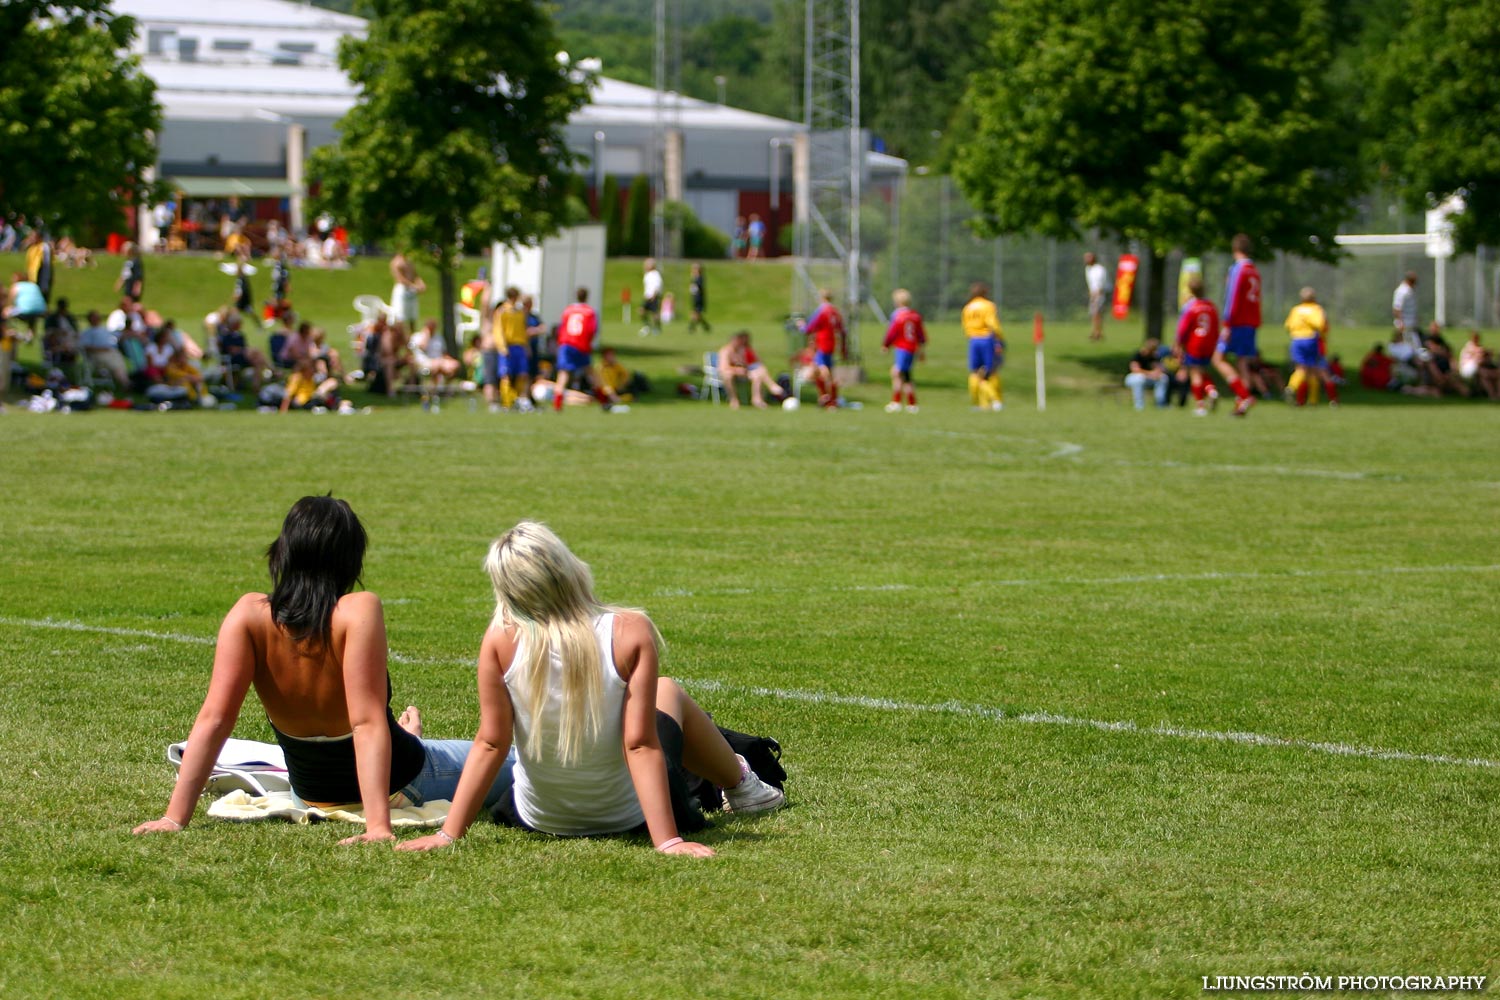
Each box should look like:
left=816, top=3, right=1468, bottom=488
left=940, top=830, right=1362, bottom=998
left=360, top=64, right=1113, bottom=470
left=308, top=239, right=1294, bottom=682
left=485, top=522, right=656, bottom=764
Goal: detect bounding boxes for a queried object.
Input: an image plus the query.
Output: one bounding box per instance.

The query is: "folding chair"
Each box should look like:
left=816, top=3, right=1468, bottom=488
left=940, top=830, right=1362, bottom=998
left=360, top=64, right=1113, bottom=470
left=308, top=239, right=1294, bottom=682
left=701, top=351, right=724, bottom=404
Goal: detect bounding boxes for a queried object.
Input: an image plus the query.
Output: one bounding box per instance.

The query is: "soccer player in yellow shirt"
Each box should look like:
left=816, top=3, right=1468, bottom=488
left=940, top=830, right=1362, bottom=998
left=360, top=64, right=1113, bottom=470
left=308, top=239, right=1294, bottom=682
left=494, top=286, right=532, bottom=410
left=1284, top=287, right=1338, bottom=407
left=961, top=283, right=1004, bottom=410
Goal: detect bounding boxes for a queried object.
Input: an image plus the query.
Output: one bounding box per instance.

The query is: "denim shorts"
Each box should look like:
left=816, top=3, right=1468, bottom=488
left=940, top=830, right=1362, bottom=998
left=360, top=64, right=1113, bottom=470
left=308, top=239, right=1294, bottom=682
left=402, top=739, right=516, bottom=810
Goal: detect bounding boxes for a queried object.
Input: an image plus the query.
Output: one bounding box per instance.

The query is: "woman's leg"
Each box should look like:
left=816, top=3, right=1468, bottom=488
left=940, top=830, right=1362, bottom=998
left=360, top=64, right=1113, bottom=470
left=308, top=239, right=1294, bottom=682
left=655, top=677, right=740, bottom=787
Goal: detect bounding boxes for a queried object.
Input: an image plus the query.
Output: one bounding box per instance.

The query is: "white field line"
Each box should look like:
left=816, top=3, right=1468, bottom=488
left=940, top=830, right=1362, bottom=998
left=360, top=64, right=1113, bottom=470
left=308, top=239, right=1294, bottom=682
left=683, top=678, right=1500, bottom=771
left=646, top=562, right=1500, bottom=599
left=6, top=615, right=1495, bottom=772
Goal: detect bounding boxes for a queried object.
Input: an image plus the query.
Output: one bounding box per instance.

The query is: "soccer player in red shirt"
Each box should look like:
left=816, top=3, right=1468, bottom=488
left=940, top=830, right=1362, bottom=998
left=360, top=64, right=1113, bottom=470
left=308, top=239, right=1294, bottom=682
left=1177, top=275, right=1255, bottom=416
left=802, top=288, right=846, bottom=408
left=881, top=288, right=926, bottom=412
left=1220, top=233, right=1263, bottom=389
left=553, top=287, right=619, bottom=412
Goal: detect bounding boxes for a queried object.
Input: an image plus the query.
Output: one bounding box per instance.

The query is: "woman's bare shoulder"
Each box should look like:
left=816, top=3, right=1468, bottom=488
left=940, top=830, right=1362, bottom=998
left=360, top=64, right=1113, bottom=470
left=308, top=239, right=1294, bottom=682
left=611, top=609, right=657, bottom=651
left=481, top=621, right=521, bottom=674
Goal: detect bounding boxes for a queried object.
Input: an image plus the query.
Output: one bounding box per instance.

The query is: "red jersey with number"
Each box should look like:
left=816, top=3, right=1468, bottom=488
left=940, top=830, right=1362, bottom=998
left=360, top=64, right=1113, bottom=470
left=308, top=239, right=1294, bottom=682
left=1223, top=258, right=1262, bottom=327
left=1177, top=297, right=1221, bottom=359
left=805, top=303, right=844, bottom=354
left=557, top=303, right=598, bottom=352
left=883, top=307, right=926, bottom=353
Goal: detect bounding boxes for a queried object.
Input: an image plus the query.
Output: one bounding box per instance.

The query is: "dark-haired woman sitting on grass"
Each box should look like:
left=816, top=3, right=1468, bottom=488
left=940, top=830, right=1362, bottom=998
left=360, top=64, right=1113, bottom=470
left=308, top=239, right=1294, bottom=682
left=134, top=495, right=514, bottom=843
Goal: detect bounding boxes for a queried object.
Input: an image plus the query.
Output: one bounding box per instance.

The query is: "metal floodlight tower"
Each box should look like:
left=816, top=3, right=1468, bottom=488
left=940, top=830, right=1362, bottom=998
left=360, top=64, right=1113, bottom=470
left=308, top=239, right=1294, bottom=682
left=797, top=0, right=862, bottom=362
left=651, top=0, right=682, bottom=259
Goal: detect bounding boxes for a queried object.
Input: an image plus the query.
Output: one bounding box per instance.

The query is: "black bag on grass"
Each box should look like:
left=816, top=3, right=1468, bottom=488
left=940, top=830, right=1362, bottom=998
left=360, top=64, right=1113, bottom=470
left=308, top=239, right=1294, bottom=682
left=690, top=727, right=786, bottom=813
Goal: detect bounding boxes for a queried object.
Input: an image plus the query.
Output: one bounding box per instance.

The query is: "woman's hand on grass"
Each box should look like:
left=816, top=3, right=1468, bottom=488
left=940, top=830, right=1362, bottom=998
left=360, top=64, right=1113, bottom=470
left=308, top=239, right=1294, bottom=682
left=132, top=817, right=185, bottom=835
left=338, top=830, right=396, bottom=846
left=394, top=832, right=456, bottom=852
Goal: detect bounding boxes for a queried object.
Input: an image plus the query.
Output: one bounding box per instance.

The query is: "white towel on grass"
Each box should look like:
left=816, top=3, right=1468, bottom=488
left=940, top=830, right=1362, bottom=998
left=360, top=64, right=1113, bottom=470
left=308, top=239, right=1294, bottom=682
left=207, top=789, right=450, bottom=827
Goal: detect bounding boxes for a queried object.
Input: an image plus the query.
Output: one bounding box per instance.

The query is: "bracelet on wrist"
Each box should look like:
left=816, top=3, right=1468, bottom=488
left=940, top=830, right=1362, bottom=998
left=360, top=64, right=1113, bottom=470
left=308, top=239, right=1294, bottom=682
left=163, top=817, right=183, bottom=830
left=435, top=828, right=455, bottom=844
left=656, top=836, right=684, bottom=852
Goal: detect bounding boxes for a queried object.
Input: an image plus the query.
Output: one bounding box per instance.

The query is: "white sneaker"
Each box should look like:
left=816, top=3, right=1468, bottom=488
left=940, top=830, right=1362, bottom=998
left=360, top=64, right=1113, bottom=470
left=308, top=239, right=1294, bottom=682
left=884, top=401, right=902, bottom=413
left=722, top=754, right=785, bottom=815
left=990, top=401, right=1004, bottom=412
left=905, top=404, right=919, bottom=414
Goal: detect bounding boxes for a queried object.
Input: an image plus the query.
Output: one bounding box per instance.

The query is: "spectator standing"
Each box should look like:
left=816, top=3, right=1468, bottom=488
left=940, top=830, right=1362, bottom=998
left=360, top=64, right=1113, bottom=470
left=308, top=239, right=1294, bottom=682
left=731, top=216, right=747, bottom=258
left=23, top=231, right=53, bottom=303
left=1084, top=252, right=1109, bottom=341
left=390, top=251, right=426, bottom=326
left=746, top=214, right=766, bottom=260
left=1392, top=271, right=1419, bottom=346
left=687, top=262, right=710, bottom=333
left=639, top=258, right=663, bottom=337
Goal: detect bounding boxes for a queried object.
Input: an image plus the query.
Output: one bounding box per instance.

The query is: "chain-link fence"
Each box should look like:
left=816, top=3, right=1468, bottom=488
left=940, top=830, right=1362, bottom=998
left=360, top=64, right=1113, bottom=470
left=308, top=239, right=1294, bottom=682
left=860, top=175, right=1499, bottom=333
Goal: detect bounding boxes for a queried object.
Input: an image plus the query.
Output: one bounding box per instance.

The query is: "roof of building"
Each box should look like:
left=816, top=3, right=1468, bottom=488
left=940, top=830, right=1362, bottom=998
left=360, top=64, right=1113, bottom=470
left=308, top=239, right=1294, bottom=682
left=117, top=0, right=364, bottom=32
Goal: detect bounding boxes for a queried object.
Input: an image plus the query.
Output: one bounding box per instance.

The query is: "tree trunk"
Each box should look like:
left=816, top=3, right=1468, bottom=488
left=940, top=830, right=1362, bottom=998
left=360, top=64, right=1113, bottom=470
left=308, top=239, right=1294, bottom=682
left=1142, top=248, right=1167, bottom=342
left=439, top=251, right=457, bottom=347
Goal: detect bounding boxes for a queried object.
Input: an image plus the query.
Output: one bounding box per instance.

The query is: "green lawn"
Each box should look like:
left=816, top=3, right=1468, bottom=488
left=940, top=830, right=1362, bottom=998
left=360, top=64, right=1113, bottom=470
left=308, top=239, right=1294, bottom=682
left=2, top=251, right=1498, bottom=998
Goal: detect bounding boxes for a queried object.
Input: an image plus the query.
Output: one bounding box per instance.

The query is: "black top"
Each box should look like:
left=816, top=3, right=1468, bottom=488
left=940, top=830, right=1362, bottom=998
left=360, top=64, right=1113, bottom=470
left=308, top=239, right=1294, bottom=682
left=271, top=697, right=426, bottom=803
left=1129, top=348, right=1160, bottom=373
left=690, top=274, right=705, bottom=310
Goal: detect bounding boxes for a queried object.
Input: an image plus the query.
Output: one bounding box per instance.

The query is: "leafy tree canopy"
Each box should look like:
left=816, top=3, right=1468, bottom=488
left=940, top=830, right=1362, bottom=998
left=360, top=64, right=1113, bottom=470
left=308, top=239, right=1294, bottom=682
left=309, top=0, right=589, bottom=259
left=1371, top=0, right=1500, bottom=251
left=954, top=0, right=1360, bottom=261
left=0, top=2, right=161, bottom=233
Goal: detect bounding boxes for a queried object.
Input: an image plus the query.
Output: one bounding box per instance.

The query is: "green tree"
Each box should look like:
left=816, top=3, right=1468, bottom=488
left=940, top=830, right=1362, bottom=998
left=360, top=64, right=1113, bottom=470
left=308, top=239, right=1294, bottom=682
left=954, top=0, right=1361, bottom=338
left=600, top=174, right=622, bottom=254
left=623, top=174, right=652, bottom=257
left=309, top=0, right=589, bottom=338
left=1371, top=0, right=1500, bottom=251
left=0, top=2, right=161, bottom=234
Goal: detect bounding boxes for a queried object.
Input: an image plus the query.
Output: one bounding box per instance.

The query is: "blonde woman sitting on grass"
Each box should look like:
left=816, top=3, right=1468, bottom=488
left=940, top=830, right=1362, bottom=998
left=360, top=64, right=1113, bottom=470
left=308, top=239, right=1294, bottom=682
left=398, top=522, right=784, bottom=858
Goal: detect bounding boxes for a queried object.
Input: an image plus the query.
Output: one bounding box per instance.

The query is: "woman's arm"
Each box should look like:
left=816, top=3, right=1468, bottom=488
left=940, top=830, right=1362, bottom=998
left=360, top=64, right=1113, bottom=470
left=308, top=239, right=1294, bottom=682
left=133, top=596, right=258, bottom=834
left=397, top=629, right=515, bottom=852
left=338, top=592, right=396, bottom=844
left=618, top=614, right=713, bottom=858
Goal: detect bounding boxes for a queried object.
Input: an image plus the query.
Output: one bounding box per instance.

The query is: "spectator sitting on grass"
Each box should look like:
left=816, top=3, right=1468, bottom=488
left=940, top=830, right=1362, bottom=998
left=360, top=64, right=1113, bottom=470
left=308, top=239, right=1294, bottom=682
left=216, top=312, right=267, bottom=392
left=279, top=356, right=341, bottom=412
left=133, top=496, right=517, bottom=841
left=394, top=520, right=783, bottom=857
left=307, top=326, right=342, bottom=380
left=1420, top=322, right=1470, bottom=397
left=599, top=347, right=649, bottom=403
left=1458, top=333, right=1500, bottom=400
left=43, top=297, right=79, bottom=368
left=411, top=318, right=461, bottom=387
left=79, top=309, right=130, bottom=389
left=378, top=321, right=417, bottom=398
left=1124, top=337, right=1169, bottom=409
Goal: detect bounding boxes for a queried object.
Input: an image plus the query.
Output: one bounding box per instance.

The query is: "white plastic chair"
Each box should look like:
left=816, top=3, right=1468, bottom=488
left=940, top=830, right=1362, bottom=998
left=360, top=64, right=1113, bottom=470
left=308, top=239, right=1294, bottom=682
left=701, top=351, right=724, bottom=404
left=455, top=304, right=482, bottom=340
left=353, top=294, right=395, bottom=326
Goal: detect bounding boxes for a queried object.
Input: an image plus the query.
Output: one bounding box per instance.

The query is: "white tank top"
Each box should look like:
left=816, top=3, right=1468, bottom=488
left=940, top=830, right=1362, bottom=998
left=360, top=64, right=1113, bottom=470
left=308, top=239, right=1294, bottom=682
left=505, top=613, right=643, bottom=835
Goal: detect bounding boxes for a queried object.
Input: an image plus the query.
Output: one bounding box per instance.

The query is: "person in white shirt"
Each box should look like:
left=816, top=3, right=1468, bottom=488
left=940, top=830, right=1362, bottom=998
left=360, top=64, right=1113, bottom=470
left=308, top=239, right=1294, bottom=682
left=396, top=521, right=785, bottom=857
left=1084, top=252, right=1109, bottom=341
left=1392, top=271, right=1419, bottom=346
left=639, top=258, right=663, bottom=337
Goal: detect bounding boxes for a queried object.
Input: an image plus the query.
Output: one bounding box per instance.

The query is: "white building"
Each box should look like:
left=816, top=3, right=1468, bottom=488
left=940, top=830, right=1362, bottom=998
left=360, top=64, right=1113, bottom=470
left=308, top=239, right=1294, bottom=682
left=116, top=0, right=901, bottom=250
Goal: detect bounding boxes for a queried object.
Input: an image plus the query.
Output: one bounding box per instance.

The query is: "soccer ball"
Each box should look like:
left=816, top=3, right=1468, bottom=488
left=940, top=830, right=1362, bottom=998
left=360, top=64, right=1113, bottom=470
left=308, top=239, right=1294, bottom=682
left=782, top=396, right=800, bottom=411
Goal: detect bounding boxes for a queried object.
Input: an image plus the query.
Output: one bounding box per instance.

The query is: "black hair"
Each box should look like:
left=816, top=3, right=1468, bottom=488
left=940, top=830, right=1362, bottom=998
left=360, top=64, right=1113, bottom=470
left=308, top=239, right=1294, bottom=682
left=266, top=495, right=367, bottom=649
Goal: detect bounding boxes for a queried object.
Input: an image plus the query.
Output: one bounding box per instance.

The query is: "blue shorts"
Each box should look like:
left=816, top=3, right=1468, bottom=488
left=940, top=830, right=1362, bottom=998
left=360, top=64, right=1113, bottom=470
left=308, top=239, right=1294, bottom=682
left=557, top=344, right=591, bottom=372
left=892, top=348, right=915, bottom=377
left=498, top=344, right=528, bottom=378
left=1224, top=326, right=1259, bottom=357
left=1182, top=353, right=1214, bottom=368
left=968, top=337, right=996, bottom=373
left=1289, top=338, right=1322, bottom=368
left=814, top=350, right=835, bottom=369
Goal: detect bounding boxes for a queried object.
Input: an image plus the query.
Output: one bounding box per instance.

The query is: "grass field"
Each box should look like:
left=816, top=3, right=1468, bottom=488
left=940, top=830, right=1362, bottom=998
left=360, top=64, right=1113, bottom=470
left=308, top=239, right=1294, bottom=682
left=2, top=252, right=1498, bottom=998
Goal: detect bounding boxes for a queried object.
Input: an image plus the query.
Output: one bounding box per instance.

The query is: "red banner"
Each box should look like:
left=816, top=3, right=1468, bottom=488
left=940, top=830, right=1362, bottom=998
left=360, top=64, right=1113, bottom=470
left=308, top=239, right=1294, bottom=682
left=1112, top=254, right=1138, bottom=320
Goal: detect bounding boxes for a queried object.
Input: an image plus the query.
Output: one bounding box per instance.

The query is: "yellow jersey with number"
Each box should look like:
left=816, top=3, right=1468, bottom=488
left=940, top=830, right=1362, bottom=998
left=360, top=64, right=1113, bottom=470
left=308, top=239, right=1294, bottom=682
left=962, top=297, right=1001, bottom=339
